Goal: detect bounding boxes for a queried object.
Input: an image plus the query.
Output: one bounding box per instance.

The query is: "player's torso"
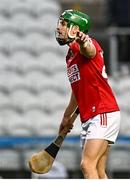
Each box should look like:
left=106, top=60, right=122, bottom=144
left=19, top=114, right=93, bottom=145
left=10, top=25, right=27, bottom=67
left=66, top=40, right=119, bottom=122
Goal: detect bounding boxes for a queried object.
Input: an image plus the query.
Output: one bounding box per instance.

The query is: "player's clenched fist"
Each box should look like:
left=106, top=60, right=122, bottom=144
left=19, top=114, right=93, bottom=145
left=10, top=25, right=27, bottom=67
left=58, top=116, right=73, bottom=135
left=76, top=32, right=90, bottom=44
left=76, top=32, right=96, bottom=58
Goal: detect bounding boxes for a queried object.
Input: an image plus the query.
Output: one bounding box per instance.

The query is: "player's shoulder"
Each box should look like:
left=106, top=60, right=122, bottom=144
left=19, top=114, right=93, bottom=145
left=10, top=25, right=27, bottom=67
left=89, top=36, right=99, bottom=45
left=89, top=36, right=102, bottom=51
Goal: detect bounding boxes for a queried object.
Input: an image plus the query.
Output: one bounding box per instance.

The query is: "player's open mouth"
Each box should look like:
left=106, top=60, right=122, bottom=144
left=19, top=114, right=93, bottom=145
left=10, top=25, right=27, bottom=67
left=55, top=29, right=67, bottom=45
left=57, top=32, right=63, bottom=38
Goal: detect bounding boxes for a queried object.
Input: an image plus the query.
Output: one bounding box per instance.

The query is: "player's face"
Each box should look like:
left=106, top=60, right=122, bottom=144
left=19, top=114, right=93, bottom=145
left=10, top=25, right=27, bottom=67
left=55, top=19, right=69, bottom=45
left=56, top=19, right=68, bottom=39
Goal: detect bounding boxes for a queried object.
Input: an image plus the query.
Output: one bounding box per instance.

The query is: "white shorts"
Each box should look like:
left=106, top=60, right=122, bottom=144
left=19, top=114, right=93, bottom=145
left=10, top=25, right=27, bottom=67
left=80, top=111, right=121, bottom=147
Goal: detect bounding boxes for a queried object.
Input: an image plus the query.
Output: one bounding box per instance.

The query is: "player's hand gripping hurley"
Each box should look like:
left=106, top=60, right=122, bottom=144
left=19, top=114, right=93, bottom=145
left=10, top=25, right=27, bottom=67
left=28, top=108, right=79, bottom=174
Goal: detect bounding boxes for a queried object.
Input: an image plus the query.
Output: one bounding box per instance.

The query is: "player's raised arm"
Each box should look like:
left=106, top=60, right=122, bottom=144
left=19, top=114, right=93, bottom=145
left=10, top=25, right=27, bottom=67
left=76, top=32, right=96, bottom=58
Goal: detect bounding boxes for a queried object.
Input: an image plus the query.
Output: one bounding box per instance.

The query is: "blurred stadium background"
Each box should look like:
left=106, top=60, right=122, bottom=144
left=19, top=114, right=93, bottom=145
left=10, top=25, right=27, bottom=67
left=0, top=0, right=130, bottom=178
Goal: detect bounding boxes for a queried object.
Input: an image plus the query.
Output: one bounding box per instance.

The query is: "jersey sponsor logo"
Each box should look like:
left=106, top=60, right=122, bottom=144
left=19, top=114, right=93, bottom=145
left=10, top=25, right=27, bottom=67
left=67, top=64, right=80, bottom=84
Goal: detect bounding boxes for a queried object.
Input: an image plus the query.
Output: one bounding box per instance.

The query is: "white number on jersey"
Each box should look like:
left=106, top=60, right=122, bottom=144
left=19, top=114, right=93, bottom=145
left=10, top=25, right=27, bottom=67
left=102, top=65, right=108, bottom=79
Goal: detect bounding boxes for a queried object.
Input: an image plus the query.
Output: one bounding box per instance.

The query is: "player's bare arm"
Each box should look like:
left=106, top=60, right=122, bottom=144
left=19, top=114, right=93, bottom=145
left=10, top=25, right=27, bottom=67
left=59, top=91, right=78, bottom=134
left=64, top=91, right=77, bottom=117
left=76, top=32, right=96, bottom=58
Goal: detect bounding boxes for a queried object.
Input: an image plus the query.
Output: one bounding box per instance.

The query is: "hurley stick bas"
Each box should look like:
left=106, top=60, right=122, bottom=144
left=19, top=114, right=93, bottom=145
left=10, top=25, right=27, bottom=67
left=28, top=107, right=79, bottom=174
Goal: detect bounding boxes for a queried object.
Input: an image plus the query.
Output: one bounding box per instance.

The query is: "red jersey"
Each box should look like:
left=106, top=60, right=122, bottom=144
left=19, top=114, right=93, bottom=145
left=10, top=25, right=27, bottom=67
left=66, top=38, right=119, bottom=122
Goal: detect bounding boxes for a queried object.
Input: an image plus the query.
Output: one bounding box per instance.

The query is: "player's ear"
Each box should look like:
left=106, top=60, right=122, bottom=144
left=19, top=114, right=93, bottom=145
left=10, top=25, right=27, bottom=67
left=73, top=25, right=79, bottom=31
